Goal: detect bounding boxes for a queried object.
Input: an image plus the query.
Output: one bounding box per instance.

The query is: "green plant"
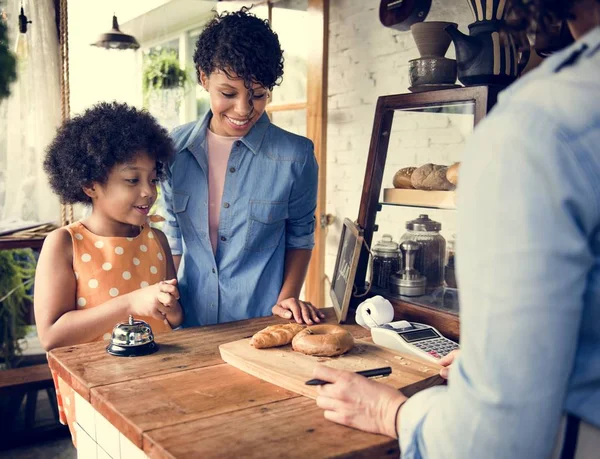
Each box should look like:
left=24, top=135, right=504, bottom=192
left=0, top=249, right=36, bottom=369
left=0, top=6, right=18, bottom=99
left=142, top=49, right=191, bottom=104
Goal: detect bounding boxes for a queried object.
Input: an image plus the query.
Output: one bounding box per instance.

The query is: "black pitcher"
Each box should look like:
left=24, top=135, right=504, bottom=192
left=445, top=0, right=530, bottom=86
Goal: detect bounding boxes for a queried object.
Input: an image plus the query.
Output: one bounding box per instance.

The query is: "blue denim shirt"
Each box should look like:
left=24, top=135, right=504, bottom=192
left=400, top=27, right=600, bottom=458
left=160, top=111, right=318, bottom=326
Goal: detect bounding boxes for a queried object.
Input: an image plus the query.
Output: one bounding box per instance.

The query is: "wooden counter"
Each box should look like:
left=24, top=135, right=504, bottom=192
left=48, top=309, right=436, bottom=458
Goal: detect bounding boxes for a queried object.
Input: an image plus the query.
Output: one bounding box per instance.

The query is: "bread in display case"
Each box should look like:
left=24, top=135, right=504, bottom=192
left=353, top=85, right=502, bottom=341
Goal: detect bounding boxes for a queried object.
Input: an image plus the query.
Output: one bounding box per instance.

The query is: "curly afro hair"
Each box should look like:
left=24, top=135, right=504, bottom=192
left=193, top=8, right=284, bottom=91
left=44, top=102, right=174, bottom=205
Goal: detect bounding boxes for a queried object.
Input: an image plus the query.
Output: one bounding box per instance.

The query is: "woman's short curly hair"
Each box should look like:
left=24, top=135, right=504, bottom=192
left=44, top=102, right=174, bottom=205
left=193, top=8, right=284, bottom=90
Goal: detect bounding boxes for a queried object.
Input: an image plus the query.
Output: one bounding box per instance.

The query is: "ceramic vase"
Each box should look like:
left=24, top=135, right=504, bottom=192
left=409, top=21, right=458, bottom=90
left=445, top=0, right=530, bottom=86
left=411, top=21, right=456, bottom=57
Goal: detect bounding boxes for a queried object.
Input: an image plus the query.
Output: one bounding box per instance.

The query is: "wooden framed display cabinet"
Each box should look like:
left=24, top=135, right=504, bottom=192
left=353, top=85, right=503, bottom=341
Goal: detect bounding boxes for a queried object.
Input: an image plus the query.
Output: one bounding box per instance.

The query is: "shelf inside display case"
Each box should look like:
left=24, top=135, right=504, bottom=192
left=382, top=189, right=456, bottom=210
left=370, top=285, right=459, bottom=315
left=367, top=285, right=460, bottom=341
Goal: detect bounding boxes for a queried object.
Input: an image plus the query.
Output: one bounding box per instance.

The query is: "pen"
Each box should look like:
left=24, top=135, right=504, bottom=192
left=305, top=366, right=392, bottom=386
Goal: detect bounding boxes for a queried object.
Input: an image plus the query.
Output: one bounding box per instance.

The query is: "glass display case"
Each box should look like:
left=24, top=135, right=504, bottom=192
left=353, top=85, right=502, bottom=340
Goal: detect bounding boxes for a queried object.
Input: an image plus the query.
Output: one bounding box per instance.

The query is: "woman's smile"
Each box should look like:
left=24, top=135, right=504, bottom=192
left=224, top=114, right=252, bottom=130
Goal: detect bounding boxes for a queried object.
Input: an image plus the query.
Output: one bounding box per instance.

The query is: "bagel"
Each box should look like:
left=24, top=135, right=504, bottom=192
left=250, top=323, right=305, bottom=349
left=292, top=325, right=354, bottom=357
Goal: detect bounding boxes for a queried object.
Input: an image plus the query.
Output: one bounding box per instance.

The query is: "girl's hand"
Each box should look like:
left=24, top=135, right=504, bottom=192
left=439, top=349, right=460, bottom=379
left=313, top=365, right=406, bottom=439
left=272, top=298, right=326, bottom=324
left=127, top=279, right=180, bottom=320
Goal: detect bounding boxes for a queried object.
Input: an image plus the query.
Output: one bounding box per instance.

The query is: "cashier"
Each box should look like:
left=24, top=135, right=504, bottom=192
left=312, top=0, right=600, bottom=457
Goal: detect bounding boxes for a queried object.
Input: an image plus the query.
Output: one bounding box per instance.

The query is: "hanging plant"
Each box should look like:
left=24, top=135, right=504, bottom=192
left=142, top=48, right=191, bottom=104
left=0, top=7, right=17, bottom=100
left=0, top=249, right=36, bottom=369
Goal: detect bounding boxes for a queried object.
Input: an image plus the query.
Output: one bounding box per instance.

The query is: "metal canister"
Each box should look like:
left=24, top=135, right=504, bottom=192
left=389, top=240, right=427, bottom=297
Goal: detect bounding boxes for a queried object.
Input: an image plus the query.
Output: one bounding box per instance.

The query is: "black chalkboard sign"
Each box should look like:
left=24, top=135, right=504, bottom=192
left=330, top=218, right=364, bottom=323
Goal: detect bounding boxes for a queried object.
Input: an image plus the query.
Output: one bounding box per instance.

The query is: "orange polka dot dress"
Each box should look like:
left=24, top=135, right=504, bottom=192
left=52, top=220, right=172, bottom=445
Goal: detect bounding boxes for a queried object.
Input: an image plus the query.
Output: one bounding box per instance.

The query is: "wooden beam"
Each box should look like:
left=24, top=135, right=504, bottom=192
left=304, top=0, right=329, bottom=308
left=265, top=101, right=307, bottom=113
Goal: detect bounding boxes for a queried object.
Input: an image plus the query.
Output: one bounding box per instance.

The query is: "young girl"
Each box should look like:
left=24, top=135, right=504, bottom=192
left=35, top=101, right=183, bottom=444
left=162, top=8, right=325, bottom=327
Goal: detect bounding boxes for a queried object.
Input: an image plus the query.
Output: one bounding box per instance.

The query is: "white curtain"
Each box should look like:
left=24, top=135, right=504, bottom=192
left=0, top=0, right=61, bottom=224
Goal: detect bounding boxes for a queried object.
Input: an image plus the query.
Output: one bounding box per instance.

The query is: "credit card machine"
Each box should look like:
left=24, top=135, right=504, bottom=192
left=371, top=320, right=459, bottom=363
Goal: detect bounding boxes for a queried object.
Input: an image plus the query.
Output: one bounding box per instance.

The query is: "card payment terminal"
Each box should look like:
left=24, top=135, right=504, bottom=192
left=371, top=320, right=459, bottom=363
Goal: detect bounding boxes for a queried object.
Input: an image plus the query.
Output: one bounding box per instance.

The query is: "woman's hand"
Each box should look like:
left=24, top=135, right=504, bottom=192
left=272, top=298, right=325, bottom=324
left=313, top=365, right=407, bottom=439
left=127, top=279, right=180, bottom=321
left=439, top=349, right=460, bottom=379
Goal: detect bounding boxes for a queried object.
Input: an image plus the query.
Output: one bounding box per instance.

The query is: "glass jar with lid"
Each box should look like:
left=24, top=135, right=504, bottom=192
left=400, top=214, right=446, bottom=291
left=371, top=234, right=401, bottom=289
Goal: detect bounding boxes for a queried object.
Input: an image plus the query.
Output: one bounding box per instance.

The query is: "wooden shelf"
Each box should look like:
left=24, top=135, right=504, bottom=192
left=356, top=287, right=460, bottom=342
left=388, top=297, right=460, bottom=342
left=382, top=188, right=456, bottom=210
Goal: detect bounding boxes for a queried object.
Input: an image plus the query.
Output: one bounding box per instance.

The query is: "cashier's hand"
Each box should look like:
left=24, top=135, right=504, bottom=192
left=272, top=298, right=325, bottom=325
left=313, top=365, right=407, bottom=439
left=127, top=279, right=181, bottom=321
left=439, top=349, right=460, bottom=379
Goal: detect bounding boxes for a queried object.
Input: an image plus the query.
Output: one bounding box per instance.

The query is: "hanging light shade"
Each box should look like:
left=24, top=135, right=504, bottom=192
left=91, top=15, right=139, bottom=50
left=14, top=6, right=32, bottom=60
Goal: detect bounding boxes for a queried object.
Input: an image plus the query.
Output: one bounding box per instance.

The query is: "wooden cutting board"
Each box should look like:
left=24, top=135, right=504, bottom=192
left=219, top=337, right=444, bottom=399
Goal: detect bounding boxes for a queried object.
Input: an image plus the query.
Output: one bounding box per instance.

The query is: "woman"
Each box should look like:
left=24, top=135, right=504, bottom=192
left=161, top=9, right=325, bottom=326
left=312, top=1, right=600, bottom=457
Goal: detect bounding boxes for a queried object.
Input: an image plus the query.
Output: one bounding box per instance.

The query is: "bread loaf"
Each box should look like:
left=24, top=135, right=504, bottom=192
left=393, top=167, right=416, bottom=189
left=250, top=324, right=305, bottom=349
left=411, top=163, right=455, bottom=191
left=446, top=162, right=460, bottom=186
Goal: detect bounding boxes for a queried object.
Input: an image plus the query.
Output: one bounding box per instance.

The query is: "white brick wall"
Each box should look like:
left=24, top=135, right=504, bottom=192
left=324, top=0, right=476, bottom=303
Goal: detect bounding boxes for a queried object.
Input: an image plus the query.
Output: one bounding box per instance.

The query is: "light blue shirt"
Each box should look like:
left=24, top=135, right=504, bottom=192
left=160, top=111, right=318, bottom=326
left=400, top=27, right=600, bottom=458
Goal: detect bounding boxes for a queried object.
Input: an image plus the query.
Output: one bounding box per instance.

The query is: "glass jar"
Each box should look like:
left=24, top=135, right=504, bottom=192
left=445, top=234, right=457, bottom=289
left=400, top=214, right=446, bottom=291
left=371, top=234, right=401, bottom=290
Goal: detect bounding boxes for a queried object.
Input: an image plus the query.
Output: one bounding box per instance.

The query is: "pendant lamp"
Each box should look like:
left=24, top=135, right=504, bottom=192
left=14, top=5, right=32, bottom=60
left=91, top=15, right=139, bottom=50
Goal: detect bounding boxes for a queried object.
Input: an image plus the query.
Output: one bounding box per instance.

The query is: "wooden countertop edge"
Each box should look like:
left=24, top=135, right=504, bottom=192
left=91, top=383, right=147, bottom=449
left=47, top=349, right=96, bottom=402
